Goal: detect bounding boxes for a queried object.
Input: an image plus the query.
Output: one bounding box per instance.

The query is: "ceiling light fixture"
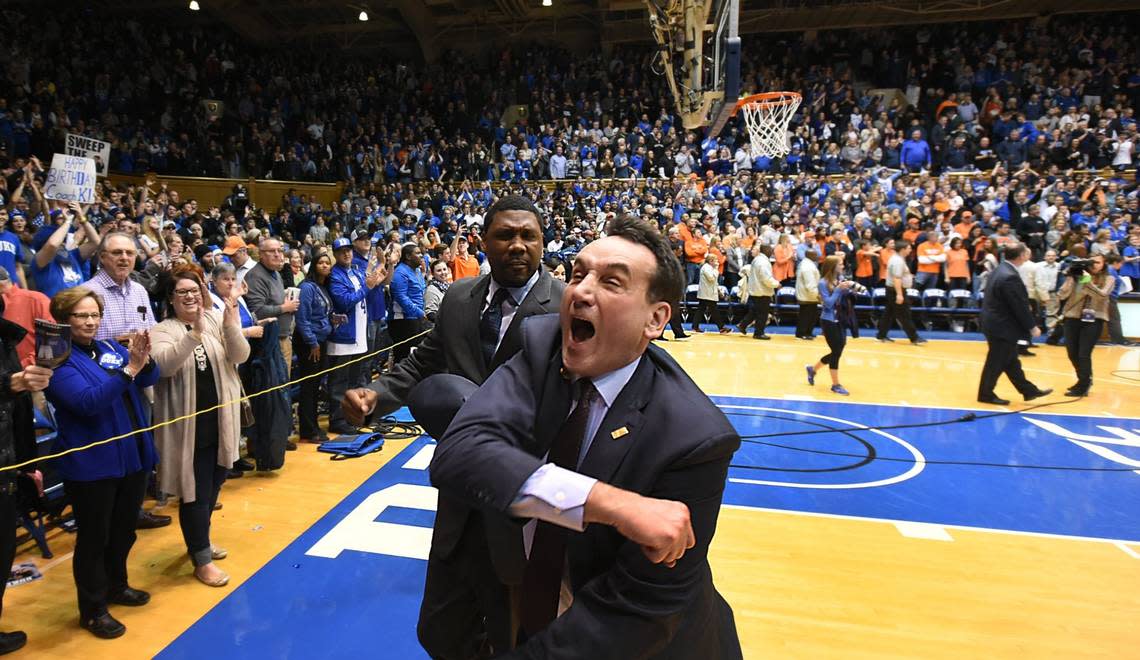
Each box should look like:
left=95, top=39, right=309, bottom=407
left=542, top=0, right=552, bottom=6
left=189, top=0, right=200, bottom=9
left=358, top=10, right=368, bottom=21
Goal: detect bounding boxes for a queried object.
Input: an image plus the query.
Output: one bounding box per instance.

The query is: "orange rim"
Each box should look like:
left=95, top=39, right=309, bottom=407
left=732, top=92, right=802, bottom=114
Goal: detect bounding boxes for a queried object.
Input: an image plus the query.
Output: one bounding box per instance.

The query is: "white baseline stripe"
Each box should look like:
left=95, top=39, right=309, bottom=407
left=722, top=503, right=1140, bottom=546
left=401, top=444, right=435, bottom=470
left=895, top=521, right=953, bottom=541
left=708, top=394, right=1139, bottom=421
left=1115, top=542, right=1140, bottom=560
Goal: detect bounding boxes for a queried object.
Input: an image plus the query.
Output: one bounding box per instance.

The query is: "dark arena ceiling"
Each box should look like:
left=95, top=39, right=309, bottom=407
left=76, top=0, right=1140, bottom=60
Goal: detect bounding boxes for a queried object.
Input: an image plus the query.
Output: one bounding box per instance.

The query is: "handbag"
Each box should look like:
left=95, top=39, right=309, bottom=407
left=239, top=386, right=255, bottom=427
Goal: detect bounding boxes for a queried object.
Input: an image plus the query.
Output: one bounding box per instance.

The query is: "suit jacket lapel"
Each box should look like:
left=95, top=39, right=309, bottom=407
left=461, top=275, right=492, bottom=376
left=534, top=351, right=573, bottom=458
left=578, top=355, right=654, bottom=483
left=492, top=270, right=556, bottom=371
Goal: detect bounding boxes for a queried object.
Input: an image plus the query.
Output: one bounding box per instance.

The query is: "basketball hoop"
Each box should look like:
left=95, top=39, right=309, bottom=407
left=734, top=92, right=802, bottom=158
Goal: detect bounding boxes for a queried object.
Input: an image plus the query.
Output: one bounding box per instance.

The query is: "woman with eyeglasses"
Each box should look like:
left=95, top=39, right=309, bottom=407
left=150, top=267, right=250, bottom=588
left=43, top=286, right=160, bottom=639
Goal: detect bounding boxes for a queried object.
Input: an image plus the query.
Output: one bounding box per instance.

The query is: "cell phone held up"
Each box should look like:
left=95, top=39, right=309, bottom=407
left=331, top=313, right=349, bottom=327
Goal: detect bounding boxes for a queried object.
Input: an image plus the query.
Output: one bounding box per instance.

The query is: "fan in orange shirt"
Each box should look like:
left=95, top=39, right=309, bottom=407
left=945, top=237, right=972, bottom=290
left=448, top=233, right=481, bottom=281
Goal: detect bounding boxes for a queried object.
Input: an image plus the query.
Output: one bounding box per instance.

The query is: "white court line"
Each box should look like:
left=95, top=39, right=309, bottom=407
left=401, top=444, right=435, bottom=470
left=723, top=503, right=1140, bottom=546
left=708, top=393, right=1139, bottom=421
left=34, top=551, right=74, bottom=574
left=1116, top=542, right=1140, bottom=560
left=895, top=522, right=954, bottom=541
left=690, top=336, right=1140, bottom=387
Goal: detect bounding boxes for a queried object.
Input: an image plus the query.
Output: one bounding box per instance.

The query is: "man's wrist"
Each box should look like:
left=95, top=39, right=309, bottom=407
left=583, top=481, right=633, bottom=528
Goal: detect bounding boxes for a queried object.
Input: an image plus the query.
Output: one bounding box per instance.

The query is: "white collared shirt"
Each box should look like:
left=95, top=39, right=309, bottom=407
left=484, top=268, right=540, bottom=350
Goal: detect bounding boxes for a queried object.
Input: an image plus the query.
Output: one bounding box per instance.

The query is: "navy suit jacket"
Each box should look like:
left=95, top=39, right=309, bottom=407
left=980, top=261, right=1036, bottom=343
left=431, top=314, right=742, bottom=659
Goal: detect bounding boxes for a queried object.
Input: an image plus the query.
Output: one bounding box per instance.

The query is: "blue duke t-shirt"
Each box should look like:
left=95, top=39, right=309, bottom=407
left=0, top=230, right=23, bottom=285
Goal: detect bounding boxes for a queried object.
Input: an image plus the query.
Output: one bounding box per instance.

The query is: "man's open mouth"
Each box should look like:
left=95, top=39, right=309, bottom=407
left=570, top=317, right=595, bottom=343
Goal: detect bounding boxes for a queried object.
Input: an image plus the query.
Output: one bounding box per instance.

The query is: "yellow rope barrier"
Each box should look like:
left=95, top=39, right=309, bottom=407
left=1, top=326, right=434, bottom=474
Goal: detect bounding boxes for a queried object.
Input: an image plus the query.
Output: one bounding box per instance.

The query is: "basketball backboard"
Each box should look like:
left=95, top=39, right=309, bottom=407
left=645, top=0, right=740, bottom=134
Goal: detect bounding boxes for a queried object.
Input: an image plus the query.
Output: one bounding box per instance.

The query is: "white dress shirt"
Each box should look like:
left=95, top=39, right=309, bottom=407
left=483, top=269, right=540, bottom=350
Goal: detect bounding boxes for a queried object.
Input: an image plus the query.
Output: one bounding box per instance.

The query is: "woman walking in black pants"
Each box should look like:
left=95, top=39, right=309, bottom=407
left=1056, top=254, right=1114, bottom=397
left=805, top=256, right=855, bottom=395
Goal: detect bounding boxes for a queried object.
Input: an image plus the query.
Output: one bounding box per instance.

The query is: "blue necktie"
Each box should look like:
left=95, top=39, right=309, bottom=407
left=479, top=287, right=513, bottom=367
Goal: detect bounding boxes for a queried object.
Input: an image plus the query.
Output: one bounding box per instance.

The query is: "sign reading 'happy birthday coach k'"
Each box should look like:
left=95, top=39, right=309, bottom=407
left=43, top=154, right=97, bottom=204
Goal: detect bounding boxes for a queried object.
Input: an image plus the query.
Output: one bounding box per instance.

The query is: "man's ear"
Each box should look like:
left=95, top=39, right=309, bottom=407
left=646, top=300, right=670, bottom=339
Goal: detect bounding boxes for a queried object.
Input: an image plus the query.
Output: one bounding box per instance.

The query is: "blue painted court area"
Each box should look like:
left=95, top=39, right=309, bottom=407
left=716, top=396, right=1140, bottom=543
left=159, top=399, right=1140, bottom=658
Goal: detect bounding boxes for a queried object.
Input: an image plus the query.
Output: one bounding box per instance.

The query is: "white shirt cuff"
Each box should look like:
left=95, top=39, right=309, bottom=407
left=509, top=463, right=598, bottom=532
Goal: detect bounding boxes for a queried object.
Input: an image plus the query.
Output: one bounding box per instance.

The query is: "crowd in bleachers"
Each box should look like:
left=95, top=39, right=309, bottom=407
left=0, top=6, right=1138, bottom=648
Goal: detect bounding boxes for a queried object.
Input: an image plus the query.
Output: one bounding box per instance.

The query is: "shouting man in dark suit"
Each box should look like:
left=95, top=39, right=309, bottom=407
left=977, top=241, right=1053, bottom=405
left=342, top=195, right=564, bottom=659
left=424, top=215, right=742, bottom=658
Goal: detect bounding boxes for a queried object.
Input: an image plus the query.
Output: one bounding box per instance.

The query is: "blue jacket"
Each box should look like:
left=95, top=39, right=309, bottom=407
left=818, top=279, right=845, bottom=322
left=391, top=262, right=426, bottom=320
left=352, top=252, right=388, bottom=323
left=900, top=139, right=931, bottom=168
left=296, top=279, right=334, bottom=348
left=328, top=263, right=369, bottom=345
left=45, top=341, right=160, bottom=482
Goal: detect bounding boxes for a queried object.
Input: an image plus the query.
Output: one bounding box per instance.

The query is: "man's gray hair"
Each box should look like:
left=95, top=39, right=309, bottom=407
left=98, top=231, right=137, bottom=254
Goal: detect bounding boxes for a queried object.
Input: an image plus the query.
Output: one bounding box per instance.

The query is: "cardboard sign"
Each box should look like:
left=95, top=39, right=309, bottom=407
left=43, top=154, right=97, bottom=204
left=64, top=133, right=110, bottom=176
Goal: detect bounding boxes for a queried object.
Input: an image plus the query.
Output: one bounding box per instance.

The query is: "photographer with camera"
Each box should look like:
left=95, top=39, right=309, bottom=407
left=1055, top=254, right=1115, bottom=397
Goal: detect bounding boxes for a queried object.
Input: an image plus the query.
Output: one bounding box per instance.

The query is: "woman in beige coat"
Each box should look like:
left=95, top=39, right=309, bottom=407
left=151, top=267, right=249, bottom=587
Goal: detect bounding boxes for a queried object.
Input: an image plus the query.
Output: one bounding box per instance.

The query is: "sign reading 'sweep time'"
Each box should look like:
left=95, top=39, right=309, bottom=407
left=44, top=154, right=97, bottom=204
left=65, top=133, right=110, bottom=176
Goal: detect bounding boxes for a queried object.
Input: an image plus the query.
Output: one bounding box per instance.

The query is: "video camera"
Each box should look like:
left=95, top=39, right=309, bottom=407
left=1066, top=258, right=1095, bottom=277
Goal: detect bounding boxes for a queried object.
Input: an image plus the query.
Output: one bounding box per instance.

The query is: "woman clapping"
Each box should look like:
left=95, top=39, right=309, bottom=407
left=45, top=287, right=160, bottom=639
left=151, top=268, right=250, bottom=587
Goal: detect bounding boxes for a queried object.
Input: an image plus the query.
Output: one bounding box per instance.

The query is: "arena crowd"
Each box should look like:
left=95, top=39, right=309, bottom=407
left=0, top=4, right=1136, bottom=651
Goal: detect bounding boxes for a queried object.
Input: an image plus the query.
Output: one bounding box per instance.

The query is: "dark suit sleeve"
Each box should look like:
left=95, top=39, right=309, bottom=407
left=429, top=349, right=546, bottom=514
left=998, top=271, right=1037, bottom=334
left=367, top=320, right=450, bottom=416
left=507, top=433, right=738, bottom=660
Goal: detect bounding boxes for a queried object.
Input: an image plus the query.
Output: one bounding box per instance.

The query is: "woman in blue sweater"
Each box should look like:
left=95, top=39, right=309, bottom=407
left=294, top=250, right=334, bottom=443
left=388, top=242, right=427, bottom=362
left=805, top=256, right=855, bottom=396
left=44, top=286, right=160, bottom=640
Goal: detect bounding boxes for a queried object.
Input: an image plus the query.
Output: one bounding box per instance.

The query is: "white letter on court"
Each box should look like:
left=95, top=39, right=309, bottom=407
left=306, top=483, right=437, bottom=560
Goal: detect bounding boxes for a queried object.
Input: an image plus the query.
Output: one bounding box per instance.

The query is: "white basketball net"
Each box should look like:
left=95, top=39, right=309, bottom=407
left=740, top=93, right=802, bottom=158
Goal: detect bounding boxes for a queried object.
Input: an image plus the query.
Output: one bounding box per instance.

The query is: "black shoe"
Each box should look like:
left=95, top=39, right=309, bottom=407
left=1064, top=386, right=1089, bottom=397
left=0, top=631, right=27, bottom=654
left=1044, top=338, right=1060, bottom=346
left=673, top=332, right=691, bottom=341
left=226, top=468, right=243, bottom=479
left=876, top=336, right=895, bottom=343
left=1023, top=388, right=1052, bottom=402
left=233, top=458, right=255, bottom=472
left=109, top=587, right=150, bottom=607
left=753, top=334, right=771, bottom=340
left=911, top=338, right=928, bottom=345
left=285, top=440, right=298, bottom=451
left=327, top=424, right=359, bottom=435
left=136, top=511, right=171, bottom=530
left=81, top=613, right=125, bottom=639
left=977, top=395, right=1011, bottom=405
left=213, top=501, right=223, bottom=511
left=1019, top=350, right=1036, bottom=357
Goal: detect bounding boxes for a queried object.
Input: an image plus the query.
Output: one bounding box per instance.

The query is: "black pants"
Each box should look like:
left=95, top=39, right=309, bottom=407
left=978, top=336, right=1035, bottom=399
left=877, top=295, right=919, bottom=341
left=948, top=277, right=969, bottom=291
left=417, top=518, right=514, bottom=660
left=326, top=352, right=365, bottom=431
left=668, top=297, right=686, bottom=337
left=294, top=336, right=328, bottom=440
left=179, top=443, right=228, bottom=567
left=1107, top=300, right=1125, bottom=344
left=0, top=493, right=15, bottom=622
left=63, top=470, right=148, bottom=620
left=390, top=318, right=427, bottom=362
left=796, top=302, right=819, bottom=338
left=819, top=320, right=846, bottom=369
left=1064, top=318, right=1102, bottom=390
left=738, top=296, right=772, bottom=338
left=694, top=299, right=724, bottom=330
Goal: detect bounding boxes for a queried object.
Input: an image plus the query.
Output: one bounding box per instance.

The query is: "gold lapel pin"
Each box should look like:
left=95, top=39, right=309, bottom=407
left=611, top=427, right=629, bottom=440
